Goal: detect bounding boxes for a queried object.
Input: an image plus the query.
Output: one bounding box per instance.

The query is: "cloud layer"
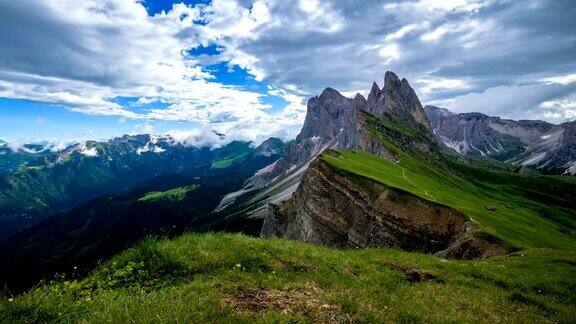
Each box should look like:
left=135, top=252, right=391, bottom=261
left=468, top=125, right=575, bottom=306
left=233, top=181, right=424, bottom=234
left=0, top=0, right=575, bottom=144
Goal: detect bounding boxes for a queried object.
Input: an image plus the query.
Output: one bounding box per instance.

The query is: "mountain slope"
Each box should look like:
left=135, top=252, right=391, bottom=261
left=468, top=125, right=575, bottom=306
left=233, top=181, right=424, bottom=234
left=0, top=139, right=283, bottom=291
left=2, top=233, right=575, bottom=322
left=263, top=127, right=576, bottom=256
left=216, top=71, right=433, bottom=222
left=257, top=73, right=576, bottom=257
left=0, top=135, right=282, bottom=240
left=0, top=142, right=50, bottom=175
left=425, top=105, right=576, bottom=175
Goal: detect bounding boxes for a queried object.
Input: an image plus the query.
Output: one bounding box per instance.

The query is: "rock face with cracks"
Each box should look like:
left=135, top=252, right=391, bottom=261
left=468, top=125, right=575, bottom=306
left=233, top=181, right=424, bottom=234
left=261, top=154, right=509, bottom=259
left=216, top=71, right=433, bottom=217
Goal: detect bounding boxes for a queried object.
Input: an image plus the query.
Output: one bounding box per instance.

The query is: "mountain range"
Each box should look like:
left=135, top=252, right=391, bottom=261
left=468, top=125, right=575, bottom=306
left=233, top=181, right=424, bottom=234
left=0, top=140, right=51, bottom=175
left=1, top=72, right=575, bottom=322
left=0, top=134, right=283, bottom=240
left=425, top=105, right=576, bottom=175
left=215, top=72, right=576, bottom=247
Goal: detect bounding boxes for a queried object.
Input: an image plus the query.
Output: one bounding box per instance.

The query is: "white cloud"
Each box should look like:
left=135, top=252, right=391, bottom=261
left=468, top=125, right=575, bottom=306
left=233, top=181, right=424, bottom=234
left=541, top=99, right=576, bottom=109
left=0, top=0, right=311, bottom=142
left=165, top=128, right=228, bottom=148
left=416, top=77, right=469, bottom=94
left=421, top=26, right=449, bottom=42
left=416, top=0, right=489, bottom=12
left=385, top=23, right=427, bottom=42
left=1, top=0, right=575, bottom=145
left=543, top=74, right=576, bottom=85
left=378, top=44, right=401, bottom=64
left=79, top=146, right=99, bottom=157
left=437, top=82, right=576, bottom=123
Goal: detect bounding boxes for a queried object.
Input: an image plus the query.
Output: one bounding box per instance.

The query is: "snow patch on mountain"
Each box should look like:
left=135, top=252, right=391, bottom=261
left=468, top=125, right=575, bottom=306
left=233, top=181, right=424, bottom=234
left=136, top=141, right=166, bottom=155
left=80, top=147, right=98, bottom=157
left=563, top=161, right=576, bottom=175
left=439, top=135, right=468, bottom=154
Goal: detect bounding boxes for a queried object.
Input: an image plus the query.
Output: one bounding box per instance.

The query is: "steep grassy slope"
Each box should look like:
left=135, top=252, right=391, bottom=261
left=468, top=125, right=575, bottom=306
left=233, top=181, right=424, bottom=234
left=323, top=150, right=576, bottom=250
left=2, top=233, right=575, bottom=322
left=312, top=110, right=576, bottom=251
left=0, top=148, right=280, bottom=292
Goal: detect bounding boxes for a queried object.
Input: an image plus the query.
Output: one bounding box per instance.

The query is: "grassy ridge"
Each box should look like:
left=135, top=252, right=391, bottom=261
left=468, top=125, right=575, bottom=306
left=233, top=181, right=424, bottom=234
left=138, top=184, right=200, bottom=202
left=322, top=150, right=576, bottom=250
left=211, top=153, right=250, bottom=169
left=2, top=233, right=575, bottom=322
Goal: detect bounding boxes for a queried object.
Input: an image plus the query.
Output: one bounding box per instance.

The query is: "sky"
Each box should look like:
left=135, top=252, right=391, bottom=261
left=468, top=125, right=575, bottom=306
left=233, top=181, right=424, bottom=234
left=0, top=0, right=575, bottom=146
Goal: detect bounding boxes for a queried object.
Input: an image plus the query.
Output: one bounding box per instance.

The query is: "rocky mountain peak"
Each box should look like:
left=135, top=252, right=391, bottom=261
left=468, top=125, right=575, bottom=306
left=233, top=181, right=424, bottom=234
left=367, top=81, right=380, bottom=97
left=256, top=137, right=285, bottom=157
left=297, top=87, right=355, bottom=143
left=424, top=106, right=576, bottom=174
left=354, top=92, right=367, bottom=102
left=384, top=70, right=401, bottom=87
left=319, top=87, right=342, bottom=98
left=424, top=105, right=453, bottom=117
left=215, top=71, right=439, bottom=218
left=364, top=71, right=432, bottom=130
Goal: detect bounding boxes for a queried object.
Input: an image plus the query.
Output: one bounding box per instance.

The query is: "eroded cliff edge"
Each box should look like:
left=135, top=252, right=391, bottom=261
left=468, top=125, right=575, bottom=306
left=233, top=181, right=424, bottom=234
left=261, top=151, right=510, bottom=259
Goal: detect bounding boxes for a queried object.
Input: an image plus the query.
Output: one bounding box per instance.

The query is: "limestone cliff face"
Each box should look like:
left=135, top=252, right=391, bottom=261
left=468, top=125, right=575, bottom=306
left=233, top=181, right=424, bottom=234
left=367, top=71, right=431, bottom=131
left=215, top=71, right=435, bottom=217
left=261, top=153, right=509, bottom=259
left=425, top=105, right=576, bottom=175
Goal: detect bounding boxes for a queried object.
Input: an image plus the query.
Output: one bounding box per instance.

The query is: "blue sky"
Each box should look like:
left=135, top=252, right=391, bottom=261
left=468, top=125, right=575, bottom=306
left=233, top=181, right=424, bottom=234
left=0, top=0, right=575, bottom=145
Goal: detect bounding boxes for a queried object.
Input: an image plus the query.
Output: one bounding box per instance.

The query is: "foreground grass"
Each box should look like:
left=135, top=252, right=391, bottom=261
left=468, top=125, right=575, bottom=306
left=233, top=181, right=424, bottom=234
left=2, top=233, right=575, bottom=323
left=323, top=150, right=576, bottom=251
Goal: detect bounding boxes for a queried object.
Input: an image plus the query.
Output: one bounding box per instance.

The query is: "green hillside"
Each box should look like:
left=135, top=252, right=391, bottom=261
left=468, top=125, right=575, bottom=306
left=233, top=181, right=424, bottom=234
left=323, top=150, right=576, bottom=250
left=2, top=233, right=575, bottom=322
left=319, top=110, right=576, bottom=251
left=138, top=185, right=200, bottom=202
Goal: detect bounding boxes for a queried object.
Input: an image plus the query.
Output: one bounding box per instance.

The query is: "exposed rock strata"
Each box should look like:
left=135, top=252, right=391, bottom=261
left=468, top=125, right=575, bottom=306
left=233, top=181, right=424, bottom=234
left=216, top=71, right=432, bottom=216
left=261, top=155, right=509, bottom=259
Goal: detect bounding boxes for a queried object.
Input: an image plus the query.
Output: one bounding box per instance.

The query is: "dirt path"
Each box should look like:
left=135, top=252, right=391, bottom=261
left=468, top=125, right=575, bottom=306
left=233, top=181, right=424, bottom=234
left=400, top=165, right=437, bottom=202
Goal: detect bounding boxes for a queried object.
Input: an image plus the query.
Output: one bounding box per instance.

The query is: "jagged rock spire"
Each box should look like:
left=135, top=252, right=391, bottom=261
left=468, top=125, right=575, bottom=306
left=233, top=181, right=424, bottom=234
left=365, top=71, right=432, bottom=130
left=215, top=71, right=434, bottom=219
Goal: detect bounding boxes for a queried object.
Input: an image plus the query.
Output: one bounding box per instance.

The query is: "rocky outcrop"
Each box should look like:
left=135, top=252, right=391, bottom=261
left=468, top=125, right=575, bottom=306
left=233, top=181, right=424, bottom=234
left=215, top=71, right=433, bottom=217
left=367, top=72, right=432, bottom=131
left=261, top=154, right=509, bottom=259
left=425, top=105, right=576, bottom=175
left=255, top=138, right=285, bottom=157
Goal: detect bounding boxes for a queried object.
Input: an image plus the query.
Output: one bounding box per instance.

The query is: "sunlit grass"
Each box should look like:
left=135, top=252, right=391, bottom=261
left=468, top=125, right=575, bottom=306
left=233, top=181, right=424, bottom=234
left=1, top=233, right=574, bottom=322
left=322, top=150, right=576, bottom=250
left=138, top=185, right=199, bottom=202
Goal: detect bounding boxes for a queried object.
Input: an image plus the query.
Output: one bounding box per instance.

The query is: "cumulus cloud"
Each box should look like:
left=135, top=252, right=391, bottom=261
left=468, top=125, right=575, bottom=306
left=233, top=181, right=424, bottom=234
left=434, top=82, right=576, bottom=123
left=0, top=0, right=299, bottom=141
left=0, top=0, right=575, bottom=147
left=199, top=0, right=575, bottom=122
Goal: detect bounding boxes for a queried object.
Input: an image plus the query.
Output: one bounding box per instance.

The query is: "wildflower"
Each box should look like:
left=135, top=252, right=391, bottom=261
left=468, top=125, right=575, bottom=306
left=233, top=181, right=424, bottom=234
left=8, top=298, right=14, bottom=302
